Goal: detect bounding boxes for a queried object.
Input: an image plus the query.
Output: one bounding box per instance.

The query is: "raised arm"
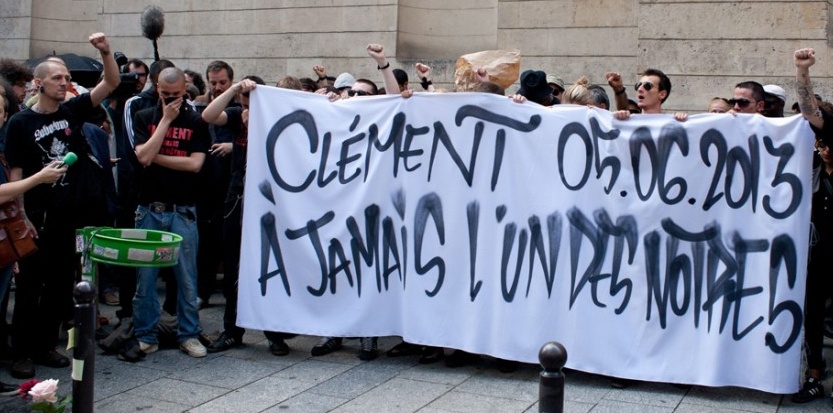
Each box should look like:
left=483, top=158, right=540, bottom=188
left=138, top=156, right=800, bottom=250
left=88, top=33, right=120, bottom=107
left=606, top=72, right=629, bottom=111
left=794, top=48, right=823, bottom=130
left=415, top=63, right=435, bottom=93
left=203, top=79, right=257, bottom=126
left=367, top=44, right=399, bottom=94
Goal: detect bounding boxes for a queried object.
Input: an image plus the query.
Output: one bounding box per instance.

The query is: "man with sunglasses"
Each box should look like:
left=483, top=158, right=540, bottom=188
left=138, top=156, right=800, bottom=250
left=730, top=81, right=766, bottom=114
left=613, top=69, right=686, bottom=121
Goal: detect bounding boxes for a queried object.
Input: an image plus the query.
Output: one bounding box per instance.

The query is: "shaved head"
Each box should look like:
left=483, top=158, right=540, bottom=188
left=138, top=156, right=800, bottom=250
left=158, top=67, right=186, bottom=85
left=33, top=61, right=67, bottom=80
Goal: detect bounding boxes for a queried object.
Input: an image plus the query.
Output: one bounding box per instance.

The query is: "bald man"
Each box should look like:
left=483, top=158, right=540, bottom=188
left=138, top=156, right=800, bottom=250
left=130, top=67, right=210, bottom=359
left=3, top=32, right=120, bottom=379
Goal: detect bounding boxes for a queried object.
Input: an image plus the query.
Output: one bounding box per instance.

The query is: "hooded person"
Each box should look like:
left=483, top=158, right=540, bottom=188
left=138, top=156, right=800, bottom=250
left=517, top=70, right=555, bottom=106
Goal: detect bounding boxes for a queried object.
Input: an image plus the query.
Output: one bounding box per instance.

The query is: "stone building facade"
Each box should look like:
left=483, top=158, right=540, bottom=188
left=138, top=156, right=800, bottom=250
left=2, top=0, right=832, bottom=111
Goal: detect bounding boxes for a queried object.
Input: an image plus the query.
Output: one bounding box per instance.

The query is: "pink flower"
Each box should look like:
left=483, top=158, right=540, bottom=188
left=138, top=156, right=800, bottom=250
left=28, top=379, right=58, bottom=404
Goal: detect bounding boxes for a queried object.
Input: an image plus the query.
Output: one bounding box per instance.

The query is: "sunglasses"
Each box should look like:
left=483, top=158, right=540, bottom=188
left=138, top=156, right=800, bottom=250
left=348, top=89, right=370, bottom=97
left=728, top=98, right=752, bottom=108
left=635, top=81, right=654, bottom=92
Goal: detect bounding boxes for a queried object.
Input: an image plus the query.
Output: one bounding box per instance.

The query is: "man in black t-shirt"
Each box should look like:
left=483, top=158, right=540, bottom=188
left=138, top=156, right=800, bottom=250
left=4, top=32, right=120, bottom=379
left=130, top=67, right=210, bottom=359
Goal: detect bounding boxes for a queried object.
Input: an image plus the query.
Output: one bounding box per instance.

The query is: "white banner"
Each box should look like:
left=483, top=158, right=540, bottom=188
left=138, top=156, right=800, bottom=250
left=240, top=86, right=813, bottom=393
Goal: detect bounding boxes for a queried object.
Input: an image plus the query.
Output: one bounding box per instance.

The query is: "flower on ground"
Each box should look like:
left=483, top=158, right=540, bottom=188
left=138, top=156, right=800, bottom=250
left=17, top=379, right=39, bottom=400
left=16, top=378, right=71, bottom=413
left=29, top=379, right=59, bottom=404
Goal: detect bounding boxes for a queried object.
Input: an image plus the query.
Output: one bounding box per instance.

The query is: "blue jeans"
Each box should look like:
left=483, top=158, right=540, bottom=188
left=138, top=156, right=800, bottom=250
left=132, top=205, right=201, bottom=344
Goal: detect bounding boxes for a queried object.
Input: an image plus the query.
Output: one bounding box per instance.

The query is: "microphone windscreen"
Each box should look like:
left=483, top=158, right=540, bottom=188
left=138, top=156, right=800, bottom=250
left=141, top=5, right=165, bottom=41
left=62, top=152, right=78, bottom=167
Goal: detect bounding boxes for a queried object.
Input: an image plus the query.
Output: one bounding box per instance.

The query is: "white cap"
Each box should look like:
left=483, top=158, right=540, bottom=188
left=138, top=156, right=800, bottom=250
left=334, top=73, right=356, bottom=90
left=763, top=84, right=786, bottom=103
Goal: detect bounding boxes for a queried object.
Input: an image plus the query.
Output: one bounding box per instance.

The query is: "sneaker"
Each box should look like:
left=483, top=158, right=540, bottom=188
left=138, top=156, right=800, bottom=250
left=101, top=289, right=120, bottom=306
left=179, top=338, right=207, bottom=358
left=268, top=338, right=290, bottom=356
left=138, top=341, right=158, bottom=354
left=311, top=337, right=342, bottom=356
left=207, top=331, right=243, bottom=353
left=117, top=338, right=146, bottom=363
left=358, top=337, right=378, bottom=361
left=792, top=376, right=824, bottom=403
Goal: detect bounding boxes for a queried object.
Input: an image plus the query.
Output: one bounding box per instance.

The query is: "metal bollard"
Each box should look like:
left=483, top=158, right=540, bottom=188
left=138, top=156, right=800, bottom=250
left=72, top=281, right=97, bottom=413
left=539, top=341, right=567, bottom=413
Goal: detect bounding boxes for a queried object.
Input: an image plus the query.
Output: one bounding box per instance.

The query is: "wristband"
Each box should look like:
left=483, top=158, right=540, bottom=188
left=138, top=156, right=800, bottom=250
left=420, top=77, right=432, bottom=90
left=614, top=87, right=626, bottom=96
left=377, top=62, right=390, bottom=70
left=317, top=76, right=327, bottom=81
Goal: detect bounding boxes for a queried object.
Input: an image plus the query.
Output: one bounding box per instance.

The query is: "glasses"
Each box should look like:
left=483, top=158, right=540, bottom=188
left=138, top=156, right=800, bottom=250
left=728, top=98, right=752, bottom=108
left=348, top=89, right=370, bottom=97
left=635, top=82, right=654, bottom=91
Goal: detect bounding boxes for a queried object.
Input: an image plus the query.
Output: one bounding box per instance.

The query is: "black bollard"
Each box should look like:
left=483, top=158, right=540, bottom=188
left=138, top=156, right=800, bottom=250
left=539, top=341, right=567, bottom=413
left=72, top=281, right=97, bottom=413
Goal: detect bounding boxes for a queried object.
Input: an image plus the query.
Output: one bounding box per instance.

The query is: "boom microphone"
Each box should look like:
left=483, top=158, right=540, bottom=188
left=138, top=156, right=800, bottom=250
left=140, top=5, right=165, bottom=62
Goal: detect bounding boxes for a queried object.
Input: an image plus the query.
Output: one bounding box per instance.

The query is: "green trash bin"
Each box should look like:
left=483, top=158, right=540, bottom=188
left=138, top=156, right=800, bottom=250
left=78, top=227, right=182, bottom=268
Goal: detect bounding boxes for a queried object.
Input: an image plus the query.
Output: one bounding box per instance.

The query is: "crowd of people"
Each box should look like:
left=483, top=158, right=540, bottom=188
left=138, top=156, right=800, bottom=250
left=0, top=31, right=829, bottom=404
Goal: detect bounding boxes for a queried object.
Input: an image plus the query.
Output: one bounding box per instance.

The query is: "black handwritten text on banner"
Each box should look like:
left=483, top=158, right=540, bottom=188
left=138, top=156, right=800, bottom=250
left=239, top=88, right=813, bottom=393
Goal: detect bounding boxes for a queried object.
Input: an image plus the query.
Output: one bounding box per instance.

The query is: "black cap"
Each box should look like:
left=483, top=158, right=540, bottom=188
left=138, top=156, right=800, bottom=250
left=518, top=70, right=553, bottom=102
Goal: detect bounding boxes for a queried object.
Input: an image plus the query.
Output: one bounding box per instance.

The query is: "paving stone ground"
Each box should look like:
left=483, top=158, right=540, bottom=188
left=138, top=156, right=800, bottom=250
left=0, top=283, right=826, bottom=412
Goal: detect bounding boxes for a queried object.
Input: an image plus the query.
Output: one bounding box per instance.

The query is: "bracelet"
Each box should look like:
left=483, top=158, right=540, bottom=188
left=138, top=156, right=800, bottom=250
left=420, top=77, right=432, bottom=90
left=614, top=87, right=626, bottom=96
left=377, top=62, right=390, bottom=70
left=317, top=76, right=327, bottom=81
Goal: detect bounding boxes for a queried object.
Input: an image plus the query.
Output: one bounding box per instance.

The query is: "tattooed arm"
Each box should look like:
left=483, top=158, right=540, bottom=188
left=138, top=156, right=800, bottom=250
left=794, top=48, right=823, bottom=129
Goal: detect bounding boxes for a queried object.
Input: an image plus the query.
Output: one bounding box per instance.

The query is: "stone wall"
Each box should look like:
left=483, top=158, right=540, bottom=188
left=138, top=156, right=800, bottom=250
left=1, top=0, right=831, bottom=112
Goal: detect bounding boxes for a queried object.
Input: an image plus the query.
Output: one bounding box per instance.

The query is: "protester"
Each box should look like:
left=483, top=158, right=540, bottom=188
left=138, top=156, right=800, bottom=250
left=120, top=59, right=177, bottom=320
left=560, top=77, right=594, bottom=106
left=763, top=84, right=786, bottom=117
left=790, top=47, right=833, bottom=404
left=708, top=97, right=731, bottom=113
left=309, top=44, right=401, bottom=361
left=517, top=70, right=555, bottom=106
left=612, top=69, right=687, bottom=121
left=0, top=59, right=33, bottom=105
left=130, top=67, right=210, bottom=359
left=4, top=32, right=119, bottom=379
left=202, top=75, right=297, bottom=356
left=731, top=81, right=766, bottom=114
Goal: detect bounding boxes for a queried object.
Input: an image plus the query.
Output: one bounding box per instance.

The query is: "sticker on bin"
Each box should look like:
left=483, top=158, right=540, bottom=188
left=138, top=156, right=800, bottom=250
left=161, top=234, right=173, bottom=242
left=156, top=247, right=174, bottom=262
left=93, top=245, right=120, bottom=260
left=120, top=229, right=149, bottom=240
left=127, top=248, right=155, bottom=262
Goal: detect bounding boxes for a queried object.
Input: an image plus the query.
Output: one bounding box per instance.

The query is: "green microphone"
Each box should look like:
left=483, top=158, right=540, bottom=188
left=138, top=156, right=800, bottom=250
left=60, top=152, right=78, bottom=167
